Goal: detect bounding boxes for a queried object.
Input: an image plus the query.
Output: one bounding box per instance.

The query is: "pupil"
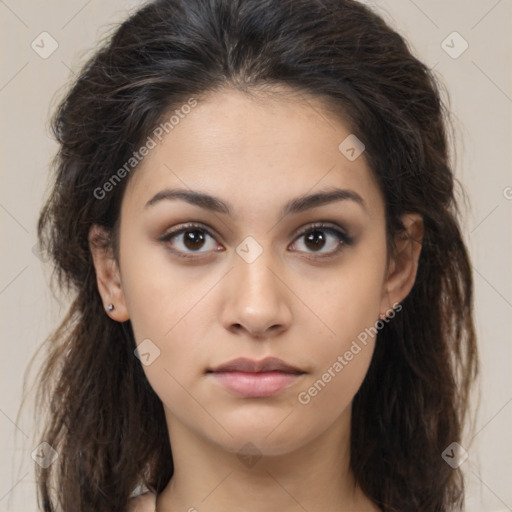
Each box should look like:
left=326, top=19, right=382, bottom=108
left=305, top=230, right=325, bottom=251
left=184, top=230, right=205, bottom=250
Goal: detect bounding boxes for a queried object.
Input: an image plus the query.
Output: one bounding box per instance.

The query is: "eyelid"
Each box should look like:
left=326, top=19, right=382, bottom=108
left=159, top=221, right=221, bottom=242
left=291, top=221, right=349, bottom=240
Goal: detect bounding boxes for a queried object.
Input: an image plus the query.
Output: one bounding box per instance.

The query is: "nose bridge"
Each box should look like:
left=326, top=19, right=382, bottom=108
left=222, top=235, right=292, bottom=335
left=235, top=235, right=283, bottom=302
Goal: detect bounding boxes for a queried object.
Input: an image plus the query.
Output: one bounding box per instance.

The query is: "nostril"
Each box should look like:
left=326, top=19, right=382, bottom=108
left=230, top=323, right=243, bottom=333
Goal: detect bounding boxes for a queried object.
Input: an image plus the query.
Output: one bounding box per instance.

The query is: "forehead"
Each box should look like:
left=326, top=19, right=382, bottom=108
left=122, top=87, right=383, bottom=219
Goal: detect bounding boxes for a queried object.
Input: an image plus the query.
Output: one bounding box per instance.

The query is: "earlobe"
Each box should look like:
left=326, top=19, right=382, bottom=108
left=379, top=213, right=423, bottom=315
left=88, top=224, right=130, bottom=322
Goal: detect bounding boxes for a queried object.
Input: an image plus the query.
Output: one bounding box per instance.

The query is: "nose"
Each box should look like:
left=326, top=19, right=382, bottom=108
left=220, top=246, right=293, bottom=339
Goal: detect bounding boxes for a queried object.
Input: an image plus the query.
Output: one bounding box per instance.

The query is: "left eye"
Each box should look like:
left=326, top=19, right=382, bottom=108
left=290, top=225, right=349, bottom=256
left=160, top=223, right=350, bottom=259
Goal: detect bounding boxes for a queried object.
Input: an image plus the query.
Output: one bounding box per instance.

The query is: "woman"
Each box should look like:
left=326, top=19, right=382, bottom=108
left=34, top=0, right=478, bottom=510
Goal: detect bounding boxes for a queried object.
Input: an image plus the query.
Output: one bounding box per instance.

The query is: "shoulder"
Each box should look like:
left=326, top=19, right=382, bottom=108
left=126, top=491, right=157, bottom=512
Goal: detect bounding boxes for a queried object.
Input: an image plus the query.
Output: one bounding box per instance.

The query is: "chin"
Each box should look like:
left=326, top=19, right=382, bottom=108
left=203, top=413, right=320, bottom=458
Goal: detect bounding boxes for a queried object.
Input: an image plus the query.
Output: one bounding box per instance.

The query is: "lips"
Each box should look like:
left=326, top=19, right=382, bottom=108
left=208, top=356, right=303, bottom=374
left=207, top=357, right=305, bottom=398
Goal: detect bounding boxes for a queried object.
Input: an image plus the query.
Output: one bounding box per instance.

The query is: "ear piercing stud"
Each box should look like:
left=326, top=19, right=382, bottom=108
left=107, top=304, right=115, bottom=312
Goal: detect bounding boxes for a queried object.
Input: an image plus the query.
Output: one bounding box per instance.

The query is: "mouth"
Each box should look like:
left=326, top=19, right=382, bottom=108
left=206, top=357, right=306, bottom=398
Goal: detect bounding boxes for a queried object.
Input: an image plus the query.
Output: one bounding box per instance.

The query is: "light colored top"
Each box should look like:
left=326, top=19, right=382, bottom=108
left=127, top=491, right=157, bottom=512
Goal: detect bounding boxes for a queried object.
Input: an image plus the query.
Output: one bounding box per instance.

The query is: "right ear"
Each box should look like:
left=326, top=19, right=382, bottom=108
left=88, top=224, right=130, bottom=322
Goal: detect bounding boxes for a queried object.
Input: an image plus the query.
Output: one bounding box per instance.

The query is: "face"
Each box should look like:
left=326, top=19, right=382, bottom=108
left=91, top=87, right=420, bottom=457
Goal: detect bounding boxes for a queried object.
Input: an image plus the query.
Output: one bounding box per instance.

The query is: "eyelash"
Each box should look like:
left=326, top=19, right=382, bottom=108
left=159, top=222, right=353, bottom=261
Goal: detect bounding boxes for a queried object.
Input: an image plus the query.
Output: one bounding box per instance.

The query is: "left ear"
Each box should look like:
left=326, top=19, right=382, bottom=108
left=379, top=213, right=423, bottom=315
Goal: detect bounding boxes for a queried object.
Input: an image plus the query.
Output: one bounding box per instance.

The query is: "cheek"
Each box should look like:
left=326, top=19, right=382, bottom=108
left=294, top=243, right=386, bottom=405
left=294, top=274, right=380, bottom=418
left=296, top=348, right=375, bottom=423
left=312, top=251, right=387, bottom=345
left=296, top=282, right=378, bottom=412
left=119, top=232, right=212, bottom=342
left=119, top=246, right=221, bottom=404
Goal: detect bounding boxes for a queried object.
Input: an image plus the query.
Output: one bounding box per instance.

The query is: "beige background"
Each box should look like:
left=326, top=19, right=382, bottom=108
left=1, top=0, right=511, bottom=510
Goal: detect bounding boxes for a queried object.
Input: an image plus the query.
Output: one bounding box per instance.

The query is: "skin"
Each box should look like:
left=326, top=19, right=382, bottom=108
left=89, top=87, right=423, bottom=512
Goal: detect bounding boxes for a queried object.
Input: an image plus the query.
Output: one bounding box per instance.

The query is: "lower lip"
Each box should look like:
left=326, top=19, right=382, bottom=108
left=209, top=371, right=302, bottom=397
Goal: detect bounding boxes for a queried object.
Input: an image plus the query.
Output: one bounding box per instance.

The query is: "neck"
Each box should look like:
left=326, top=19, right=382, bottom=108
left=156, top=407, right=378, bottom=512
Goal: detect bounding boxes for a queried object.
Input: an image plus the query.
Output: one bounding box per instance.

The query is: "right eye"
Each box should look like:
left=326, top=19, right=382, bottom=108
left=159, top=223, right=223, bottom=259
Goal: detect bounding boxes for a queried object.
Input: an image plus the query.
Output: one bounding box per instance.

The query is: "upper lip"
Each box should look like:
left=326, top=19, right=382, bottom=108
left=208, top=357, right=304, bottom=374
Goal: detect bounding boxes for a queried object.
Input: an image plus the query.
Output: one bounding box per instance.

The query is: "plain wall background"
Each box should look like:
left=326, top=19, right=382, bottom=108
left=1, top=0, right=510, bottom=510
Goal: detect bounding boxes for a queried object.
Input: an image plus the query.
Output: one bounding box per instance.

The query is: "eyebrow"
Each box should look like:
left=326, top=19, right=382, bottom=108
left=144, top=187, right=366, bottom=217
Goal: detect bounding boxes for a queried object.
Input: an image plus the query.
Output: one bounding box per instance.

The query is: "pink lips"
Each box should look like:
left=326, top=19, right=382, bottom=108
left=207, top=357, right=305, bottom=398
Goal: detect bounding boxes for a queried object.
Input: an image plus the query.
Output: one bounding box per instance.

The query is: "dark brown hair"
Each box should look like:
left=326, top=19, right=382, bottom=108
left=33, top=0, right=478, bottom=510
